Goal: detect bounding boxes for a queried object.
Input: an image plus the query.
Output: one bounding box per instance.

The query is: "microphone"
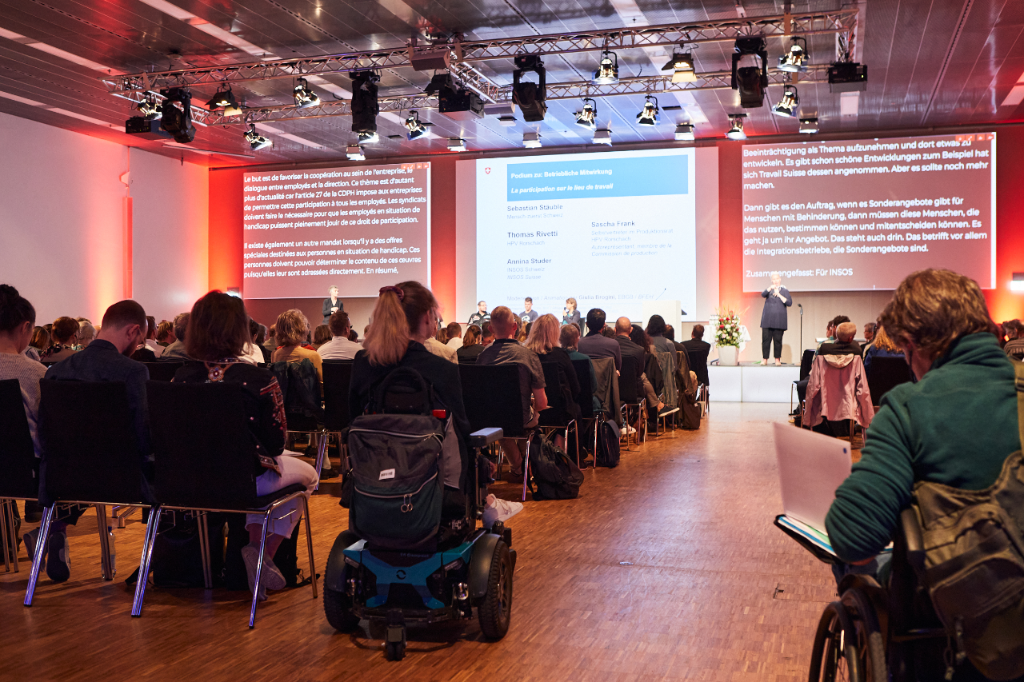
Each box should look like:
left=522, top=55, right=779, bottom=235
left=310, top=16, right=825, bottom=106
left=654, top=287, right=667, bottom=300
left=798, top=303, right=803, bottom=315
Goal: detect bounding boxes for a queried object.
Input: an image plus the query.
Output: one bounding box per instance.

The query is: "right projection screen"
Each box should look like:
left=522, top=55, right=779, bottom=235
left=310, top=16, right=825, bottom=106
left=741, top=132, right=996, bottom=292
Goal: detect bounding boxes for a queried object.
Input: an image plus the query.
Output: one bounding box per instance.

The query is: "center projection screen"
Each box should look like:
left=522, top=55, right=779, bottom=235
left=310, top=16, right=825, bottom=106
left=741, top=132, right=996, bottom=292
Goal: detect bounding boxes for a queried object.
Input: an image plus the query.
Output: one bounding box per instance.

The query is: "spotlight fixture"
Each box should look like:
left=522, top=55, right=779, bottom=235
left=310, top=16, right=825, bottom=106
left=512, top=55, right=547, bottom=122
left=425, top=73, right=485, bottom=120
left=159, top=87, right=196, bottom=144
left=136, top=94, right=161, bottom=120
left=405, top=110, right=428, bottom=140
left=779, top=37, right=808, bottom=73
left=636, top=95, right=659, bottom=126
left=243, top=123, right=272, bottom=150
left=358, top=131, right=379, bottom=144
left=674, top=123, right=695, bottom=141
left=497, top=114, right=517, bottom=126
left=523, top=131, right=542, bottom=148
left=731, top=37, right=768, bottom=108
left=726, top=114, right=747, bottom=140
left=293, top=78, right=320, bottom=108
left=346, top=145, right=365, bottom=161
left=828, top=61, right=868, bottom=92
left=799, top=116, right=819, bottom=134
left=593, top=128, right=612, bottom=145
left=592, top=51, right=619, bottom=85
left=661, top=50, right=697, bottom=83
left=574, top=98, right=597, bottom=129
left=448, top=138, right=467, bottom=152
left=206, top=85, right=241, bottom=116
left=350, top=71, right=380, bottom=137
left=772, top=85, right=799, bottom=117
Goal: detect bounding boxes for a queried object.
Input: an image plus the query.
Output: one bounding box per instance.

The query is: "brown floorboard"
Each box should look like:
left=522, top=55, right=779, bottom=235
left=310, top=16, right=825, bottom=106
left=0, top=403, right=836, bottom=681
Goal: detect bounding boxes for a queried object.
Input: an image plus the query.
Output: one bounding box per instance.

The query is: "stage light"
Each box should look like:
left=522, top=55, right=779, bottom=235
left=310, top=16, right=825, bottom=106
left=661, top=51, right=697, bottom=83
left=726, top=114, right=746, bottom=140
left=425, top=72, right=484, bottom=120
left=593, top=51, right=619, bottom=85
left=346, top=144, right=365, bottom=161
left=293, top=78, right=320, bottom=108
left=772, top=85, right=799, bottom=117
left=1011, top=272, right=1024, bottom=293
left=159, top=87, right=196, bottom=144
left=799, top=116, right=819, bottom=134
left=351, top=71, right=380, bottom=137
left=136, top=94, right=161, bottom=120
left=512, top=55, right=547, bottom=122
left=674, top=123, right=695, bottom=141
left=405, top=110, right=428, bottom=140
left=424, top=73, right=455, bottom=96
left=828, top=61, right=868, bottom=92
left=574, top=98, right=597, bottom=129
left=448, top=138, right=466, bottom=152
left=497, top=114, right=517, bottom=126
left=731, top=37, right=768, bottom=108
left=243, top=123, right=272, bottom=150
left=523, top=131, right=542, bottom=148
left=358, top=131, right=379, bottom=144
left=636, top=95, right=659, bottom=126
left=779, top=38, right=808, bottom=73
left=206, top=85, right=242, bottom=116
left=593, top=128, right=612, bottom=145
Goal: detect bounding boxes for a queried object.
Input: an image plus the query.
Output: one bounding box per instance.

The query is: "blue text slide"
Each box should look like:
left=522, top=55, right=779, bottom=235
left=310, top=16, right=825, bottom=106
left=507, top=156, right=687, bottom=202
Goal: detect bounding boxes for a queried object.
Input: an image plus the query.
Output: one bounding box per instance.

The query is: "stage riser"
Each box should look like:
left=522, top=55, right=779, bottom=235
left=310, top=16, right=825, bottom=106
left=708, top=365, right=801, bottom=403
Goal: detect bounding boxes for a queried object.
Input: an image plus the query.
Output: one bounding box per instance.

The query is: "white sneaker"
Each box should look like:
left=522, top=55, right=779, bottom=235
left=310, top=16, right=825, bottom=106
left=621, top=425, right=636, bottom=436
left=482, top=495, right=523, bottom=528
left=241, top=544, right=287, bottom=600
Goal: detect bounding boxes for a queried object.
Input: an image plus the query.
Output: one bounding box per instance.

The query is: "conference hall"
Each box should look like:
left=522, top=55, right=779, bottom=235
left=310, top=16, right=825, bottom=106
left=2, top=0, right=1024, bottom=679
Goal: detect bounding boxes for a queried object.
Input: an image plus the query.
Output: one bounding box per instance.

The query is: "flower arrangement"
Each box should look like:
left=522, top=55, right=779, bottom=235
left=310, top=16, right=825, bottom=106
left=715, top=309, right=742, bottom=347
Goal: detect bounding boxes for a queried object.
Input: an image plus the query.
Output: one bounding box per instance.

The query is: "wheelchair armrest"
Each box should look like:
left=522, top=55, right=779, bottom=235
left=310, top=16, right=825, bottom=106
left=469, top=427, right=503, bottom=448
left=900, top=507, right=926, bottom=573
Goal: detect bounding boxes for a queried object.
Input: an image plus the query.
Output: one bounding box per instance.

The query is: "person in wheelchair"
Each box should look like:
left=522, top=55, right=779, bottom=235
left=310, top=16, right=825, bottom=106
left=823, top=269, right=1024, bottom=681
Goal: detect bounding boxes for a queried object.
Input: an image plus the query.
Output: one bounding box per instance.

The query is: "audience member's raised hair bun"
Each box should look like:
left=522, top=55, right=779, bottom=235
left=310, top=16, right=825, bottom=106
left=0, top=284, right=19, bottom=299
left=0, top=283, right=37, bottom=333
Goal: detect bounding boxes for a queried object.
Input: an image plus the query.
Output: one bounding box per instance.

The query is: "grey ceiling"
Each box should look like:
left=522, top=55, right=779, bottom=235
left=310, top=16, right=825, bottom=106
left=1, top=0, right=1022, bottom=166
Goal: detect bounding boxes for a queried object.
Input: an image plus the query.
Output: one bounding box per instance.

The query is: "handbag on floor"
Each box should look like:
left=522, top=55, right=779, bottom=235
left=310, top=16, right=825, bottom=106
left=528, top=439, right=583, bottom=500
left=596, top=419, right=621, bottom=468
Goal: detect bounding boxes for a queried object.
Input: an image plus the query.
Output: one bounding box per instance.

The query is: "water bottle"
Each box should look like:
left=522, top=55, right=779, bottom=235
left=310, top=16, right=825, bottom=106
left=106, top=526, right=116, bottom=576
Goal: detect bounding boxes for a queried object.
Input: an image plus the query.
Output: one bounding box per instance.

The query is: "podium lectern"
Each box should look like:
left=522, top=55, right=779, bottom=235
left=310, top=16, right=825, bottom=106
left=641, top=300, right=681, bottom=334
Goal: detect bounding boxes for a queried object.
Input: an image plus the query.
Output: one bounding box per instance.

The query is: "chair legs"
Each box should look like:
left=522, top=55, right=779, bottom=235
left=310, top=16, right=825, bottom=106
left=521, top=432, right=536, bottom=502
left=300, top=495, right=317, bottom=600
left=96, top=505, right=113, bottom=581
left=248, top=511, right=271, bottom=629
left=131, top=507, right=162, bottom=617
left=197, top=511, right=213, bottom=590
left=24, top=505, right=55, bottom=607
left=313, top=429, right=329, bottom=491
left=1, top=499, right=14, bottom=573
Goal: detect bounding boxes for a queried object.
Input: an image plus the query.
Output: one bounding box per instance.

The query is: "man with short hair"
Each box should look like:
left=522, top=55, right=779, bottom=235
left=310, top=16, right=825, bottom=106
left=614, top=317, right=664, bottom=413
left=160, top=313, right=191, bottom=361
left=468, top=301, right=489, bottom=327
left=863, top=322, right=877, bottom=346
left=445, top=322, right=463, bottom=350
left=318, top=310, right=362, bottom=360
left=143, top=315, right=163, bottom=358
left=519, top=297, right=538, bottom=324
left=478, top=306, right=548, bottom=475
left=577, top=308, right=621, bottom=371
left=682, top=325, right=712, bottom=387
left=480, top=321, right=495, bottom=348
left=818, top=322, right=862, bottom=357
left=37, top=300, right=152, bottom=583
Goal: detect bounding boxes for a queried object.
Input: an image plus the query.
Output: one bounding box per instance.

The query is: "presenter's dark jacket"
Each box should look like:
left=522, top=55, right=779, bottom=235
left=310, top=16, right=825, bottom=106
left=322, top=298, right=343, bottom=325
left=468, top=312, right=490, bottom=327
left=759, top=287, right=792, bottom=330
left=562, top=310, right=581, bottom=328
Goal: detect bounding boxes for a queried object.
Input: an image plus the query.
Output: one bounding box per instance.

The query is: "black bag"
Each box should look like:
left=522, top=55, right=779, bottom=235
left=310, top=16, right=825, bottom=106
left=680, top=398, right=701, bottom=430
left=528, top=439, right=583, bottom=500
left=151, top=515, right=205, bottom=588
left=596, top=419, right=621, bottom=468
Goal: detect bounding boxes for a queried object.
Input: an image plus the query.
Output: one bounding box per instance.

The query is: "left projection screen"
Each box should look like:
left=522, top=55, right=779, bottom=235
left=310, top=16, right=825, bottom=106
left=242, top=162, right=431, bottom=299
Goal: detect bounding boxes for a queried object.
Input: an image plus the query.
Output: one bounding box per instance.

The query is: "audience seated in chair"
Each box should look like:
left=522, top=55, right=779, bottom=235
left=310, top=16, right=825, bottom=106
left=478, top=306, right=548, bottom=479
left=577, top=308, right=621, bottom=371
left=863, top=325, right=904, bottom=371
left=143, top=316, right=163, bottom=358
left=160, top=312, right=192, bottom=361
left=526, top=314, right=581, bottom=447
left=424, top=323, right=458, bottom=364
left=41, top=317, right=79, bottom=362
left=456, top=325, right=485, bottom=363
left=1004, top=319, right=1024, bottom=361
left=560, top=323, right=601, bottom=414
left=645, top=315, right=675, bottom=354
left=76, top=318, right=96, bottom=349
left=37, top=299, right=152, bottom=582
left=682, top=325, right=711, bottom=385
left=317, top=310, right=361, bottom=360
left=173, top=290, right=318, bottom=601
left=28, top=326, right=49, bottom=359
left=248, top=318, right=272, bottom=364
left=794, top=316, right=857, bottom=406
left=155, top=319, right=174, bottom=348
left=272, top=309, right=322, bottom=382
left=445, top=322, right=463, bottom=350
left=614, top=317, right=664, bottom=414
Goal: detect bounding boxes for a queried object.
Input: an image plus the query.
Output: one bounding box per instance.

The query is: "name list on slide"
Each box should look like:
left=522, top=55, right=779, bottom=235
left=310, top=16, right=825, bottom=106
left=741, top=133, right=995, bottom=292
left=242, top=163, right=430, bottom=298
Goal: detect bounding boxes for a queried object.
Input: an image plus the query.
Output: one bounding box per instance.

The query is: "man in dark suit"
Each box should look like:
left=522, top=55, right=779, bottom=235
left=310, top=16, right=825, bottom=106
left=577, top=308, right=621, bottom=371
left=613, top=317, right=662, bottom=411
left=682, top=324, right=711, bottom=386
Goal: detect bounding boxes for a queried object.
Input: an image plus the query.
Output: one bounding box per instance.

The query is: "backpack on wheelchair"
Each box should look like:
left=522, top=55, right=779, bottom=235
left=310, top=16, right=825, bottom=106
left=323, top=367, right=515, bottom=661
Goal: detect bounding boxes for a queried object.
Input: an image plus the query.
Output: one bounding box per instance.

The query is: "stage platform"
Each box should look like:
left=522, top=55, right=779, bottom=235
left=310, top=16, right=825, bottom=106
left=708, top=363, right=801, bottom=403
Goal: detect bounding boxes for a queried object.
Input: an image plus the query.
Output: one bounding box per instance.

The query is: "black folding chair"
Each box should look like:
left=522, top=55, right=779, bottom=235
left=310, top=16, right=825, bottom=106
left=320, top=360, right=354, bottom=487
left=143, top=361, right=183, bottom=382
left=0, top=379, right=39, bottom=573
left=139, top=381, right=316, bottom=628
left=617, top=355, right=646, bottom=449
left=537, top=363, right=580, bottom=467
left=571, top=359, right=600, bottom=463
left=460, top=364, right=537, bottom=502
left=866, top=355, right=914, bottom=409
left=790, top=349, right=815, bottom=413
left=687, top=349, right=710, bottom=416
left=269, top=359, right=327, bottom=472
left=26, top=380, right=153, bottom=606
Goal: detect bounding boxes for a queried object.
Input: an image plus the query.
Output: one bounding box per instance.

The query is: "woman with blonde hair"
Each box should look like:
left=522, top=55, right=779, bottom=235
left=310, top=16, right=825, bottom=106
left=526, top=313, right=581, bottom=422
left=862, top=323, right=904, bottom=372
left=272, top=309, right=322, bottom=381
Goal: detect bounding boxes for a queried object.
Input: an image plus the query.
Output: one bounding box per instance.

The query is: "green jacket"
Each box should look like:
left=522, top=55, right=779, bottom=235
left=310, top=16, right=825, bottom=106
left=825, top=332, right=1020, bottom=562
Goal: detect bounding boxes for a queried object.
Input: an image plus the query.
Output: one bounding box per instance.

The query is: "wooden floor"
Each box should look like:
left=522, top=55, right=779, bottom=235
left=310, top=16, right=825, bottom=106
left=0, top=403, right=837, bottom=681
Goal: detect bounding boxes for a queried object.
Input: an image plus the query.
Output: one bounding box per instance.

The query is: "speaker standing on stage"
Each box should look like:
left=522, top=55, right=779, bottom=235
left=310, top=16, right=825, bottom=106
left=760, top=272, right=792, bottom=366
left=322, top=285, right=343, bottom=325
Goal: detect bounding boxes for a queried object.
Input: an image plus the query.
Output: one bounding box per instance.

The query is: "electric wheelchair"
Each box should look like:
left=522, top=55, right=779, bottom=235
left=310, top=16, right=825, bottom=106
left=323, top=374, right=515, bottom=661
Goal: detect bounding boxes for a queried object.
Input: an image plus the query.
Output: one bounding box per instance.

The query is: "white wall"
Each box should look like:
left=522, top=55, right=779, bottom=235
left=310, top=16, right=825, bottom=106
left=0, top=111, right=208, bottom=327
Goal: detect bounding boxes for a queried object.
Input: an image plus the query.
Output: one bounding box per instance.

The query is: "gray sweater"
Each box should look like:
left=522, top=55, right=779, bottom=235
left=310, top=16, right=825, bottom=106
left=0, top=352, right=47, bottom=456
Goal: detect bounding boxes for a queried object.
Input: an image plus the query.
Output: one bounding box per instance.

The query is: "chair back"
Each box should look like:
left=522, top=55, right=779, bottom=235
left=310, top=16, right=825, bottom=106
left=866, top=356, right=914, bottom=406
left=799, top=349, right=815, bottom=381
left=459, top=364, right=529, bottom=437
left=38, top=380, right=146, bottom=504
left=571, top=359, right=596, bottom=420
left=687, top=348, right=710, bottom=386
left=322, top=360, right=354, bottom=432
left=147, top=381, right=259, bottom=509
left=269, top=358, right=324, bottom=431
left=618, top=355, right=640, bottom=404
left=0, top=379, right=38, bottom=498
left=537, top=363, right=571, bottom=427
left=655, top=351, right=678, bottom=405
left=144, top=361, right=183, bottom=382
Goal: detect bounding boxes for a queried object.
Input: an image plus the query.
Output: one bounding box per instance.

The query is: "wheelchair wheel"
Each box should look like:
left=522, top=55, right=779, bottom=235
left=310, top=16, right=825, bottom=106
left=810, top=602, right=862, bottom=682
left=840, top=588, right=887, bottom=682
left=478, top=539, right=513, bottom=640
left=323, top=584, right=360, bottom=632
